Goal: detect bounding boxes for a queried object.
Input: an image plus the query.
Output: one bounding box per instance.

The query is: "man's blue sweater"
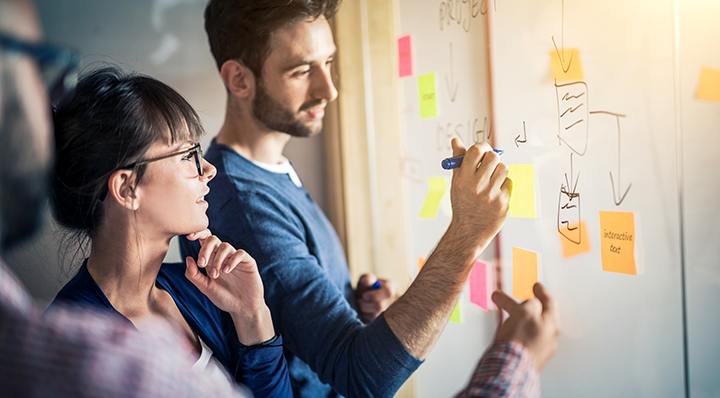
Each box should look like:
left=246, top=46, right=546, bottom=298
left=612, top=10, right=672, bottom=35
left=180, top=143, right=422, bottom=398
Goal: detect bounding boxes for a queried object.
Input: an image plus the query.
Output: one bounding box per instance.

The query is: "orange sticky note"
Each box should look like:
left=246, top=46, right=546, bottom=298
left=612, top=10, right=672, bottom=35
left=559, top=221, right=591, bottom=258
left=512, top=247, right=538, bottom=301
left=599, top=211, right=636, bottom=275
left=398, top=35, right=412, bottom=77
left=550, top=48, right=584, bottom=82
left=507, top=165, right=537, bottom=218
left=696, top=67, right=720, bottom=102
left=417, top=256, right=427, bottom=273
left=449, top=301, right=462, bottom=324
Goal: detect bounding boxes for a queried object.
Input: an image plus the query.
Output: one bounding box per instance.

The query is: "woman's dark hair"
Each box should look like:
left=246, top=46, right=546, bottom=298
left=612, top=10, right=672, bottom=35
left=51, top=66, right=204, bottom=239
left=204, top=0, right=340, bottom=77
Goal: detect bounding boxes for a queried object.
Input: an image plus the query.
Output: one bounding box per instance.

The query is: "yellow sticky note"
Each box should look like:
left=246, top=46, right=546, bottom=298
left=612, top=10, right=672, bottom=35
left=449, top=301, right=462, bottom=324
left=599, top=211, right=636, bottom=275
left=559, top=221, right=592, bottom=258
left=419, top=177, right=446, bottom=218
left=550, top=49, right=584, bottom=82
left=507, top=165, right=536, bottom=218
left=697, top=67, right=720, bottom=102
left=512, top=247, right=538, bottom=301
left=418, top=72, right=437, bottom=118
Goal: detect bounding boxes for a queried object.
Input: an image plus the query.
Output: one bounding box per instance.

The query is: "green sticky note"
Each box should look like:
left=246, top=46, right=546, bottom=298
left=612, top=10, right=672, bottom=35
left=419, top=177, right=447, bottom=219
left=507, top=164, right=537, bottom=218
left=418, top=72, right=437, bottom=119
left=449, top=301, right=462, bottom=324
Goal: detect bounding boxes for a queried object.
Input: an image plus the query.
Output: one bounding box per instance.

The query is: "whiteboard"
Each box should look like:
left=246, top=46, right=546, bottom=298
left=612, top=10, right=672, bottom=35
left=490, top=0, right=685, bottom=396
left=398, top=0, right=720, bottom=397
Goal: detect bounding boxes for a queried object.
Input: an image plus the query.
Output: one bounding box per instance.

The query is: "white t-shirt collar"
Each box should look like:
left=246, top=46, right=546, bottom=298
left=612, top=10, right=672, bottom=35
left=249, top=156, right=303, bottom=188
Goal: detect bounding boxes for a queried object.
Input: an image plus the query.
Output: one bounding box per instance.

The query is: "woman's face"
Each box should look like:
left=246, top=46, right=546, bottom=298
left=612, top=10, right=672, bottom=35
left=134, top=139, right=216, bottom=239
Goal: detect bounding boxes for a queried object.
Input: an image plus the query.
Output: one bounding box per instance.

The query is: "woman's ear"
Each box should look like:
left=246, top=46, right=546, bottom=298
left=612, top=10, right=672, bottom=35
left=220, top=59, right=255, bottom=99
left=107, top=170, right=140, bottom=211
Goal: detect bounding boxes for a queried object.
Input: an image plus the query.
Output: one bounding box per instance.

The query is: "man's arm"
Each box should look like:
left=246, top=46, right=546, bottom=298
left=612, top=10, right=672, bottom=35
left=385, top=139, right=512, bottom=359
left=200, top=189, right=422, bottom=397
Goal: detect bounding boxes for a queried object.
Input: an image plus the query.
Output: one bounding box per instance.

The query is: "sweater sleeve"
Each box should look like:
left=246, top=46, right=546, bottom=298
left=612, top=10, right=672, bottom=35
left=212, top=190, right=422, bottom=398
left=235, top=335, right=292, bottom=398
left=454, top=341, right=541, bottom=398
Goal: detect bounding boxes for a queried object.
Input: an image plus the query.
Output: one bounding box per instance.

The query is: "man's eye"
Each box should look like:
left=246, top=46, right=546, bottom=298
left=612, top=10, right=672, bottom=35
left=293, top=69, right=311, bottom=77
left=182, top=152, right=194, bottom=161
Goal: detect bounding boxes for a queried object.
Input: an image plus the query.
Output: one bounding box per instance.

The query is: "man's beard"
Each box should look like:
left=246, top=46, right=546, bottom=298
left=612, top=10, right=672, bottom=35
left=0, top=69, right=49, bottom=253
left=252, top=79, right=324, bottom=138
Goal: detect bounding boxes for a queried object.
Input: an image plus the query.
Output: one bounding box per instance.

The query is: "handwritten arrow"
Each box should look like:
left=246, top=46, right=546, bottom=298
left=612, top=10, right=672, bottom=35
left=445, top=42, right=459, bottom=102
left=591, top=111, right=632, bottom=205
left=515, top=121, right=528, bottom=147
left=551, top=0, right=574, bottom=73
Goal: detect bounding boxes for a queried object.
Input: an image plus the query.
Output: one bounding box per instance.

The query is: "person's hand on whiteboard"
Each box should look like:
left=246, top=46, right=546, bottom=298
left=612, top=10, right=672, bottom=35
left=355, top=273, right=399, bottom=324
left=492, top=283, right=561, bottom=371
left=448, top=138, right=511, bottom=253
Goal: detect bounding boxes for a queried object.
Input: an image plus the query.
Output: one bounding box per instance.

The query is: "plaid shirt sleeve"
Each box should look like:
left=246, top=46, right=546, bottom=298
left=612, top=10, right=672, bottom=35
left=0, top=263, right=251, bottom=398
left=454, top=340, right=541, bottom=398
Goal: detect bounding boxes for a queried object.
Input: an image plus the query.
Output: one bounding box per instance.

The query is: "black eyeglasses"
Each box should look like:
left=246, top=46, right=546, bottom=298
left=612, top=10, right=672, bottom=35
left=0, top=31, right=79, bottom=105
left=125, top=143, right=204, bottom=177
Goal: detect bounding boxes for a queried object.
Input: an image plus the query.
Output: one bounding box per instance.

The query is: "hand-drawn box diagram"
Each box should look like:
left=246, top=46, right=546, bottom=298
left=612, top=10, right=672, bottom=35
left=555, top=81, right=589, bottom=156
left=557, top=154, right=581, bottom=244
left=558, top=183, right=581, bottom=244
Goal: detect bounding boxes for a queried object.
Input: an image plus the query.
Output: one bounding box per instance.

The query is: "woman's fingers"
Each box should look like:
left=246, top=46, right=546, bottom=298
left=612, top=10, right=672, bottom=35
left=186, top=229, right=212, bottom=242
left=196, top=235, right=222, bottom=268
left=223, top=249, right=255, bottom=274
left=208, top=242, right=235, bottom=279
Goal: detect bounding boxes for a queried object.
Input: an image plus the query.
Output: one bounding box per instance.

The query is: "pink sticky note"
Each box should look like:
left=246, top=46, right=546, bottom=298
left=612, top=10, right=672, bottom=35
left=469, top=260, right=494, bottom=311
left=398, top=35, right=412, bottom=77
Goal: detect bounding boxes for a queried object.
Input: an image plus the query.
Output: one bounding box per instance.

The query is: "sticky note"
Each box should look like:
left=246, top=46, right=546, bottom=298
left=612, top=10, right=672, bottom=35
left=419, top=177, right=446, bottom=218
left=418, top=73, right=437, bottom=119
left=550, top=48, right=584, bottom=82
left=599, top=211, right=636, bottom=275
left=559, top=221, right=591, bottom=258
left=507, top=165, right=536, bottom=218
left=696, top=67, right=720, bottom=102
left=418, top=256, right=427, bottom=273
left=469, top=260, right=493, bottom=311
left=398, top=35, right=412, bottom=77
left=449, top=301, right=462, bottom=324
left=512, top=247, right=538, bottom=301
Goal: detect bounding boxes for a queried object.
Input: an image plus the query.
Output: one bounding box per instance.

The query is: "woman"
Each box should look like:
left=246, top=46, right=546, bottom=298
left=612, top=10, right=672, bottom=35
left=47, top=67, right=291, bottom=397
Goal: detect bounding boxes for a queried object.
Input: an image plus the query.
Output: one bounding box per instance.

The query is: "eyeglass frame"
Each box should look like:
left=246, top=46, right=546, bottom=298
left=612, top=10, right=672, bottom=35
left=124, top=143, right=204, bottom=177
left=0, top=30, right=80, bottom=105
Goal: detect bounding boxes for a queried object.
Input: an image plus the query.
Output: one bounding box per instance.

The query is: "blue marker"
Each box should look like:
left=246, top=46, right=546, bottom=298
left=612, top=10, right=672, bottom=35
left=371, top=280, right=382, bottom=290
left=441, top=149, right=504, bottom=170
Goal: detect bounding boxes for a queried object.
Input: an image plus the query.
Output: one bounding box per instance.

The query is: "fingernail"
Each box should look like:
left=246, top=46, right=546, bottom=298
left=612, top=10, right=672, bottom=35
left=198, top=257, right=206, bottom=267
left=212, top=269, right=219, bottom=278
left=223, top=266, right=230, bottom=274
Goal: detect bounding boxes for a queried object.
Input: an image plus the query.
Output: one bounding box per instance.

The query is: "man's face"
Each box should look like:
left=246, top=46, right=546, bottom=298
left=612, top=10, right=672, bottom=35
left=0, top=0, right=53, bottom=252
left=252, top=16, right=338, bottom=138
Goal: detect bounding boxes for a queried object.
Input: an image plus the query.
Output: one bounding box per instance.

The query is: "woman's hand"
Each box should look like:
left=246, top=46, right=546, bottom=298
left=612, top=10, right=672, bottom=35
left=184, top=230, right=275, bottom=345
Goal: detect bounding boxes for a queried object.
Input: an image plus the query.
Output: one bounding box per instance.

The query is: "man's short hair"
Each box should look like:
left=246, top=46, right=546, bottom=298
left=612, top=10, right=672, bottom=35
left=204, top=0, right=340, bottom=77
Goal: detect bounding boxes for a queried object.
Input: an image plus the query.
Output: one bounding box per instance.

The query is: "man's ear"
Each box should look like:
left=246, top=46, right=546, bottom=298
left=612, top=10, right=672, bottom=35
left=107, top=170, right=140, bottom=211
left=220, top=59, right=255, bottom=99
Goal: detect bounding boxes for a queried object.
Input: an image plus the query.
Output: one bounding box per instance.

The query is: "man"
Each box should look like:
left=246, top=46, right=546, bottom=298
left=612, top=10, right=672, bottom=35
left=181, top=1, right=560, bottom=397
left=0, top=0, right=251, bottom=396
